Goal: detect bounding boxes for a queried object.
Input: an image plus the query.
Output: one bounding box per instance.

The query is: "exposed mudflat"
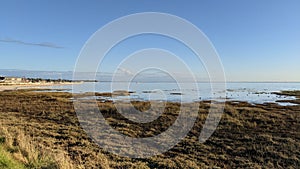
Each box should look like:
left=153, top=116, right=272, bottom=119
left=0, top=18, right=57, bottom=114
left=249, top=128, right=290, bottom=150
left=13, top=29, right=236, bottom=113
left=0, top=89, right=299, bottom=168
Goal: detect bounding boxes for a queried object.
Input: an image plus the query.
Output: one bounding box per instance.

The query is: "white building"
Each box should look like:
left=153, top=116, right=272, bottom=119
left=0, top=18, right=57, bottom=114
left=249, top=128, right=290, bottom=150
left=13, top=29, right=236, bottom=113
left=0, top=76, right=25, bottom=84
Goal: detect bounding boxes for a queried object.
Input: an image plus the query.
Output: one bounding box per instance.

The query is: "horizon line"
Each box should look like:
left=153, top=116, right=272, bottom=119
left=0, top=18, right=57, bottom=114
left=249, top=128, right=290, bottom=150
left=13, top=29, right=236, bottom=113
left=1, top=69, right=300, bottom=83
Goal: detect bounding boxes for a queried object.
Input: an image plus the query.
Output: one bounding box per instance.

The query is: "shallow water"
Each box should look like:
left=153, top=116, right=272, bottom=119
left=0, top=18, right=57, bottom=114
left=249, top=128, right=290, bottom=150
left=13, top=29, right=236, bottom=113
left=49, top=82, right=300, bottom=105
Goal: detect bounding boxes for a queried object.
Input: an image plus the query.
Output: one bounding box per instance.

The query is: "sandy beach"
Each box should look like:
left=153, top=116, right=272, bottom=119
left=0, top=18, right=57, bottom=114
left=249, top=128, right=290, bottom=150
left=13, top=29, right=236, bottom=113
left=0, top=82, right=81, bottom=92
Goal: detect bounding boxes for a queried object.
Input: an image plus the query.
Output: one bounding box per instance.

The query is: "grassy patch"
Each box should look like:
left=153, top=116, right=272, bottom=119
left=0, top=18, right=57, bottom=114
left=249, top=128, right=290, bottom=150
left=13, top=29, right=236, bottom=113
left=0, top=142, right=26, bottom=169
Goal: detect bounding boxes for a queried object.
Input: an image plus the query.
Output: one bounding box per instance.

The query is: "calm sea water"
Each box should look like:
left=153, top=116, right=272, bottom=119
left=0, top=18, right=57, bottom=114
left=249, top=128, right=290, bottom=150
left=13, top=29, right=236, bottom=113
left=49, top=82, right=300, bottom=106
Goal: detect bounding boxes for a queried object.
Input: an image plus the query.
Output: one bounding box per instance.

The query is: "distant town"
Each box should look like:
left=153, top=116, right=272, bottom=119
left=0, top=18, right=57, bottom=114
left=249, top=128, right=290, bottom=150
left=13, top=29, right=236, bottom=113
left=0, top=76, right=97, bottom=85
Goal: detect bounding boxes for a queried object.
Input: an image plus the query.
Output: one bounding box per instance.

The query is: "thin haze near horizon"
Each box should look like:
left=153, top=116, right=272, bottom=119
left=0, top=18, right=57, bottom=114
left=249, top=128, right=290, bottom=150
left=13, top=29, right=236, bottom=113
left=0, top=0, right=299, bottom=82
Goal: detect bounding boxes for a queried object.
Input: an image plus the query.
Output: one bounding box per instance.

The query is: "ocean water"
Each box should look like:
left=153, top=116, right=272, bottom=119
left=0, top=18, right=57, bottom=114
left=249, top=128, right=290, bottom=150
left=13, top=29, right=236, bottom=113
left=47, top=82, right=300, bottom=106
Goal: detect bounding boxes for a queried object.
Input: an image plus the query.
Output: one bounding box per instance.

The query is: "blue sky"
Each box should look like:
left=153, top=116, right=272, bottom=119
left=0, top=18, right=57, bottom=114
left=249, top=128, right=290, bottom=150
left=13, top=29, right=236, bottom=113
left=0, top=0, right=299, bottom=81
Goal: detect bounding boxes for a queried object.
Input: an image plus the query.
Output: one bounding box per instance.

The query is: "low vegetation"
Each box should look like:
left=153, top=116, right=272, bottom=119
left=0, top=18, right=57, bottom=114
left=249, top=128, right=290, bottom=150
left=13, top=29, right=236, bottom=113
left=0, top=144, right=26, bottom=169
left=0, top=89, right=299, bottom=168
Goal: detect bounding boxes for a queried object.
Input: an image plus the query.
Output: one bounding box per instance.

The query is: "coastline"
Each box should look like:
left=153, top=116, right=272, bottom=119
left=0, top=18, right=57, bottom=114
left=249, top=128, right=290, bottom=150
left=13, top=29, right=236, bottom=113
left=0, top=82, right=82, bottom=92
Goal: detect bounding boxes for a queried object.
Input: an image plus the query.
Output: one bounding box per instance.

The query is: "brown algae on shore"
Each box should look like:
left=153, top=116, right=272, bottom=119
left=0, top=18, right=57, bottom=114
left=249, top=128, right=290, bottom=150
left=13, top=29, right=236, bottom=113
left=0, top=89, right=299, bottom=168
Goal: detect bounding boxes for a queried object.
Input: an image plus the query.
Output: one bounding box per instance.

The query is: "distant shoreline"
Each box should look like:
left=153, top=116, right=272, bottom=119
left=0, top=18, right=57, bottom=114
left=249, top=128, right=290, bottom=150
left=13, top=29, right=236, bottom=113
left=0, top=82, right=81, bottom=92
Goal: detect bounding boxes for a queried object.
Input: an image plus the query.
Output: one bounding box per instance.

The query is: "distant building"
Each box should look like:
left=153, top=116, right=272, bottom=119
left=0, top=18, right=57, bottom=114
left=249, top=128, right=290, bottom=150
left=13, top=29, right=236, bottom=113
left=0, top=76, right=25, bottom=84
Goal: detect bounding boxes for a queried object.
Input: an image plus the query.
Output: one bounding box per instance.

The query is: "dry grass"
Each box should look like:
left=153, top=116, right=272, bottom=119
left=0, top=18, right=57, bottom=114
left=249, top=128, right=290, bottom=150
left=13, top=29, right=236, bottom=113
left=0, top=89, right=299, bottom=168
left=0, top=126, right=75, bottom=169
